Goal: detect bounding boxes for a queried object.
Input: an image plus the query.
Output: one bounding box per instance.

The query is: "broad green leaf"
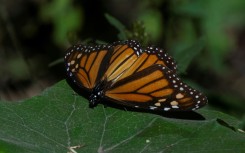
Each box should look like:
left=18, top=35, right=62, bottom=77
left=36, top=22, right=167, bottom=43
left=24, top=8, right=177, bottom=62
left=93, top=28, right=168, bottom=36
left=0, top=80, right=244, bottom=153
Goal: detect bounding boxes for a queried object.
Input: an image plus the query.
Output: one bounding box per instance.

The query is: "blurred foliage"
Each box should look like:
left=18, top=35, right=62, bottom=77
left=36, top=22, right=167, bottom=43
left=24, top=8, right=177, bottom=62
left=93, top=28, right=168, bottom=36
left=40, top=0, right=83, bottom=45
left=105, top=0, right=245, bottom=73
left=125, top=21, right=150, bottom=46
left=137, top=9, right=163, bottom=42
left=172, top=37, right=205, bottom=74
left=168, top=0, right=245, bottom=74
left=105, top=13, right=150, bottom=46
left=105, top=13, right=127, bottom=40
left=6, top=56, right=30, bottom=80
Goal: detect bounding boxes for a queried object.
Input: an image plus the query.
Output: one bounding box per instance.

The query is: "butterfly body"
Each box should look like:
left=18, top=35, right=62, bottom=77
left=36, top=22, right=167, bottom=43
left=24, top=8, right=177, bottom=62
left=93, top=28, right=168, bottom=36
left=89, top=79, right=107, bottom=107
left=65, top=40, right=207, bottom=111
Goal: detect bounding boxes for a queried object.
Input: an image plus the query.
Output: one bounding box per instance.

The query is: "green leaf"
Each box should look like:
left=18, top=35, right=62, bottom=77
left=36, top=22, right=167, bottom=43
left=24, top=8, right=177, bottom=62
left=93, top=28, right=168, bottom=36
left=0, top=81, right=244, bottom=153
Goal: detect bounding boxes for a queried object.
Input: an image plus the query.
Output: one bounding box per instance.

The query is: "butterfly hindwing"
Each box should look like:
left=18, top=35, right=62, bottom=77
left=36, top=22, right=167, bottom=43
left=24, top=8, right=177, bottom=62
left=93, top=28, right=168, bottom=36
left=105, top=64, right=207, bottom=111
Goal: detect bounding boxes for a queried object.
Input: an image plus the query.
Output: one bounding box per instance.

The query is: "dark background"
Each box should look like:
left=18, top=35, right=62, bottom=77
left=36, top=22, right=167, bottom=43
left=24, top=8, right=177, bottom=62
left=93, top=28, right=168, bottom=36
left=0, top=0, right=244, bottom=124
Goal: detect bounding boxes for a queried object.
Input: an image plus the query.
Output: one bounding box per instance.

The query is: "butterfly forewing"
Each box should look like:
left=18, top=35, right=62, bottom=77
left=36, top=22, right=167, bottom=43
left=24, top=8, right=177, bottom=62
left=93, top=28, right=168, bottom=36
left=65, top=44, right=110, bottom=90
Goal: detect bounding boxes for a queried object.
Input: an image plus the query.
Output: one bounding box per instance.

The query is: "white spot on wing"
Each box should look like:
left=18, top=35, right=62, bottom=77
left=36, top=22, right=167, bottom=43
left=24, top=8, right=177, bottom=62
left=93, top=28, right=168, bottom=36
left=149, top=106, right=157, bottom=110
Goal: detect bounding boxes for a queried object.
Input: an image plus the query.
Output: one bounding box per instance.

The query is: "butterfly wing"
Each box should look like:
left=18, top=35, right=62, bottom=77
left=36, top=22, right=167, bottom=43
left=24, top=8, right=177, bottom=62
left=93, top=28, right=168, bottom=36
left=64, top=44, right=111, bottom=91
left=105, top=64, right=207, bottom=111
left=64, top=40, right=143, bottom=92
left=144, top=46, right=177, bottom=72
left=103, top=40, right=177, bottom=82
left=102, top=40, right=142, bottom=82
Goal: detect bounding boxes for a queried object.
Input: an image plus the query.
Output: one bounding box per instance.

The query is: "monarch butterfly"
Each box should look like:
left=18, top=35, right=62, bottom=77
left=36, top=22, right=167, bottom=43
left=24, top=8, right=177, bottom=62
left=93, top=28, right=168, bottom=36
left=65, top=40, right=207, bottom=111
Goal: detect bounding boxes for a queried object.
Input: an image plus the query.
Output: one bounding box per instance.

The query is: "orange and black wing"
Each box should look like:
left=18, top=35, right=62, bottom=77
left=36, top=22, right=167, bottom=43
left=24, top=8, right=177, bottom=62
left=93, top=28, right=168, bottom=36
left=143, top=45, right=177, bottom=72
left=64, top=40, right=142, bottom=91
left=64, top=44, right=110, bottom=91
left=105, top=64, right=207, bottom=111
left=103, top=40, right=177, bottom=83
left=102, top=40, right=142, bottom=82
